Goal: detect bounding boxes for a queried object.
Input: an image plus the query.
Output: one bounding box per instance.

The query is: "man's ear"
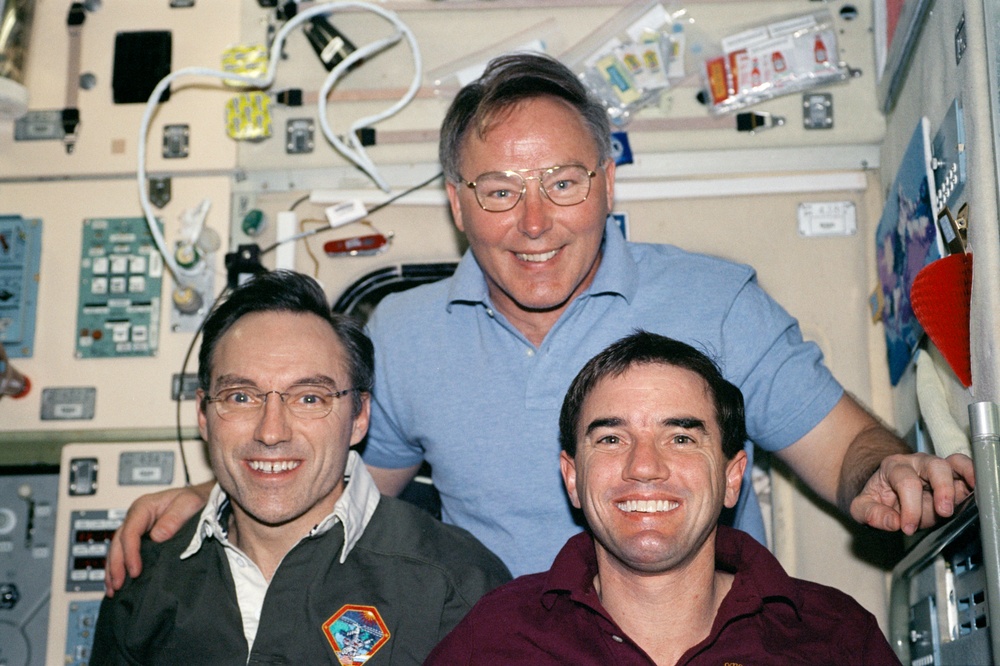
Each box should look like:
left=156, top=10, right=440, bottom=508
left=560, top=451, right=582, bottom=509
left=196, top=389, right=210, bottom=442
left=723, top=450, right=748, bottom=509
left=350, top=392, right=371, bottom=446
left=445, top=181, right=465, bottom=233
left=602, top=158, right=616, bottom=213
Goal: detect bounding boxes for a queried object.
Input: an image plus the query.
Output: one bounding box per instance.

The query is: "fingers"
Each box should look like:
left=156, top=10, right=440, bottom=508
left=853, top=453, right=978, bottom=536
left=102, top=485, right=206, bottom=595
left=851, top=494, right=901, bottom=532
left=946, top=453, right=976, bottom=489
left=150, top=489, right=209, bottom=542
left=104, top=535, right=124, bottom=598
left=879, top=456, right=927, bottom=535
left=104, top=503, right=156, bottom=596
left=923, top=456, right=962, bottom=518
left=904, top=453, right=975, bottom=526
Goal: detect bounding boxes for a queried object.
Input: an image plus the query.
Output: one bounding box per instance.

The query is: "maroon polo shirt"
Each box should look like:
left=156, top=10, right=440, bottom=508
left=426, top=525, right=901, bottom=665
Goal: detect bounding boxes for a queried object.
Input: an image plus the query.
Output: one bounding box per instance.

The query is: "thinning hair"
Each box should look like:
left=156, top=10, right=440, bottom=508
left=439, top=52, right=612, bottom=182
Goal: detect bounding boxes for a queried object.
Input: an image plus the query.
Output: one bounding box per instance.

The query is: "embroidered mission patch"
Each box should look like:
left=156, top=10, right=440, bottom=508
left=322, top=604, right=391, bottom=664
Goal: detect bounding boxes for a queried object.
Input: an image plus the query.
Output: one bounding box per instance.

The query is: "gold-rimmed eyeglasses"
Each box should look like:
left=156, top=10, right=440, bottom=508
left=463, top=164, right=597, bottom=212
left=203, top=384, right=357, bottom=422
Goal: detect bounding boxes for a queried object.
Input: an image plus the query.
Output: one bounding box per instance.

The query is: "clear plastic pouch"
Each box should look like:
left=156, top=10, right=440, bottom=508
left=560, top=0, right=694, bottom=126
left=701, top=10, right=850, bottom=116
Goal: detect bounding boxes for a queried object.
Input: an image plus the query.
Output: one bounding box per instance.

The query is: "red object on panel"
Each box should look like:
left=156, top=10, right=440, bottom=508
left=910, top=252, right=973, bottom=387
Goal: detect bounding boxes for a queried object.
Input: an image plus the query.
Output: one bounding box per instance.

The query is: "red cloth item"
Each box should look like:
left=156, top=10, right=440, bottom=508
left=911, top=253, right=973, bottom=387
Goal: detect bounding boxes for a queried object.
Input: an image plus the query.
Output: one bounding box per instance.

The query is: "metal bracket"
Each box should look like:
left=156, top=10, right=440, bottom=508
left=162, top=124, right=189, bottom=159
left=286, top=118, right=315, bottom=154
left=803, top=93, right=833, bottom=130
left=148, top=178, right=171, bottom=208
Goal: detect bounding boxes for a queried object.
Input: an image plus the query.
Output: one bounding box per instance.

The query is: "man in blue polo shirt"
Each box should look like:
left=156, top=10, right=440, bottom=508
left=358, top=53, right=972, bottom=576
left=106, top=53, right=972, bottom=586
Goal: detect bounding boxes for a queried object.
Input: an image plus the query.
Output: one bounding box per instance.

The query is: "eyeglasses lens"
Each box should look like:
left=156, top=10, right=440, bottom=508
left=473, top=165, right=592, bottom=212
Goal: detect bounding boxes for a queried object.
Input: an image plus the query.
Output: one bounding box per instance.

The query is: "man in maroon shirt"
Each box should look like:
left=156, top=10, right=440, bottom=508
left=426, top=331, right=901, bottom=665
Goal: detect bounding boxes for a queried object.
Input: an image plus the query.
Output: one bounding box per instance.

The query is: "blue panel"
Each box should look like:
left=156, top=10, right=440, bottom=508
left=63, top=599, right=102, bottom=666
left=0, top=215, right=42, bottom=358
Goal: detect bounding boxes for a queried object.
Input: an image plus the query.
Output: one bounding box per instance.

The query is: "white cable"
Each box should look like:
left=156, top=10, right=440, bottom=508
left=136, top=1, right=423, bottom=285
left=318, top=33, right=403, bottom=191
left=315, top=3, right=423, bottom=192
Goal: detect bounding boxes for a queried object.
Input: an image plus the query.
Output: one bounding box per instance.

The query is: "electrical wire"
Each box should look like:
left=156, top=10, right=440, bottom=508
left=258, top=171, right=443, bottom=257
left=299, top=218, right=328, bottom=276
left=368, top=171, right=444, bottom=215
left=288, top=193, right=311, bottom=212
left=136, top=1, right=423, bottom=288
left=174, top=282, right=231, bottom=486
left=172, top=170, right=441, bottom=480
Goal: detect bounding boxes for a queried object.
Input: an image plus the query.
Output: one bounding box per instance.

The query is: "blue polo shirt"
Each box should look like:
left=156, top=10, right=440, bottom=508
left=364, top=221, right=842, bottom=576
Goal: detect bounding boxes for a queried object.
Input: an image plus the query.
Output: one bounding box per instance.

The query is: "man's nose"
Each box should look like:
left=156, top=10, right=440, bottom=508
left=516, top=179, right=554, bottom=239
left=624, top=439, right=670, bottom=481
left=255, top=393, right=292, bottom=445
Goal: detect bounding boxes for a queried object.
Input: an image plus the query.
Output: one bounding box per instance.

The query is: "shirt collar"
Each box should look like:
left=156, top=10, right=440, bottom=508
left=180, top=450, right=381, bottom=564
left=445, top=218, right=639, bottom=312
left=541, top=531, right=601, bottom=611
left=714, top=524, right=803, bottom=615
left=541, top=526, right=803, bottom=614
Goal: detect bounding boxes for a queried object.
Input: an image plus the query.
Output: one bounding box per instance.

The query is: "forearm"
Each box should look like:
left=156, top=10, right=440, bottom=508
left=365, top=462, right=421, bottom=497
left=836, top=423, right=910, bottom=513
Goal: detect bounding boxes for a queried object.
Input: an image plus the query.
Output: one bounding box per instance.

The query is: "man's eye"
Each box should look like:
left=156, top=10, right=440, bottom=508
left=224, top=390, right=253, bottom=405
left=485, top=188, right=512, bottom=200
left=673, top=434, right=694, bottom=445
left=290, top=387, right=332, bottom=407
left=596, top=435, right=621, bottom=445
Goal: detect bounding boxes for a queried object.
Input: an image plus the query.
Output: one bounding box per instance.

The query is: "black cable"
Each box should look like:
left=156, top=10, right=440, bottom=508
left=288, top=193, right=311, bottom=212
left=258, top=171, right=444, bottom=257
left=368, top=171, right=444, bottom=215
left=174, top=282, right=232, bottom=486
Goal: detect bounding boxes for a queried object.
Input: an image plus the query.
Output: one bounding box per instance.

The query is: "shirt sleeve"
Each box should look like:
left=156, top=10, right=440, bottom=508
left=361, top=302, right=427, bottom=469
left=719, top=276, right=843, bottom=452
left=90, top=595, right=138, bottom=665
left=426, top=611, right=474, bottom=665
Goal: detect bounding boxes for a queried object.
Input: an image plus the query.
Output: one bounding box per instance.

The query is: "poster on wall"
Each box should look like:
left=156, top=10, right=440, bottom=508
left=875, top=116, right=943, bottom=385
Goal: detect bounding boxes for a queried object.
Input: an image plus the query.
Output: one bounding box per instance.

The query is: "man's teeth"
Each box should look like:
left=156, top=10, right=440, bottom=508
left=617, top=499, right=679, bottom=513
left=517, top=250, right=558, bottom=262
left=249, top=460, right=300, bottom=473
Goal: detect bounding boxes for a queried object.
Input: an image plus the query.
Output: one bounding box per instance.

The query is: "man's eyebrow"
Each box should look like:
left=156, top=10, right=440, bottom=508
left=212, top=374, right=340, bottom=389
left=213, top=374, right=256, bottom=389
left=292, top=375, right=340, bottom=389
left=584, top=417, right=625, bottom=436
left=663, top=417, right=707, bottom=432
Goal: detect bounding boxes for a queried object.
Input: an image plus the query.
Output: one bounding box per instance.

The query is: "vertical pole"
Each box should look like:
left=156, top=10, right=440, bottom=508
left=969, top=401, right=1000, bottom=661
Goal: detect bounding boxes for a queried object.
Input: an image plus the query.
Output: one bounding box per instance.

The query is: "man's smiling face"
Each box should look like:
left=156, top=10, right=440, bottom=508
left=445, top=95, right=615, bottom=323
left=560, top=362, right=746, bottom=575
left=198, top=311, right=369, bottom=534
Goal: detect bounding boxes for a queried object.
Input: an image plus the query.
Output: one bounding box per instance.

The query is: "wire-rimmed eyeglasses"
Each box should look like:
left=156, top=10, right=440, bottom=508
left=203, top=385, right=358, bottom=422
left=463, top=164, right=597, bottom=212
